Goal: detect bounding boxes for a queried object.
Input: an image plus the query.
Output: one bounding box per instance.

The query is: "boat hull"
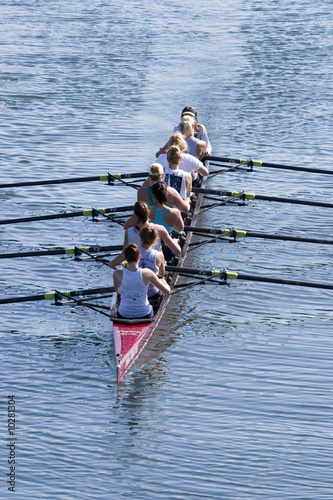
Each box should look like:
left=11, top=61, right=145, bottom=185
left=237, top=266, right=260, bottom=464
left=111, top=169, right=208, bottom=382
left=113, top=321, right=153, bottom=383
left=112, top=294, right=169, bottom=382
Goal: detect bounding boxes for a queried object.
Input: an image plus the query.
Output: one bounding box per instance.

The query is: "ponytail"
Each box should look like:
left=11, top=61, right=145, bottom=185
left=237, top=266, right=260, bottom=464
left=133, top=201, right=149, bottom=223
left=151, top=181, right=168, bottom=205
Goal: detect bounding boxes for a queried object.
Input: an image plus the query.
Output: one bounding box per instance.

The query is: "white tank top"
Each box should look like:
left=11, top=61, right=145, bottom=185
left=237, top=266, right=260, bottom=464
left=127, top=226, right=141, bottom=247
left=163, top=165, right=187, bottom=199
left=118, top=268, right=152, bottom=318
left=127, top=224, right=162, bottom=252
left=139, top=247, right=159, bottom=297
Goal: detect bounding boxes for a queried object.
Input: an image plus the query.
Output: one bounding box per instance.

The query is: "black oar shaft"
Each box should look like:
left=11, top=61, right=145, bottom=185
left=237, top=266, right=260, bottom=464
left=0, top=175, right=103, bottom=189
left=0, top=293, right=48, bottom=304
left=204, top=156, right=333, bottom=176
left=184, top=226, right=333, bottom=245
left=0, top=205, right=133, bottom=225
left=236, top=273, right=333, bottom=290
left=165, top=266, right=333, bottom=290
left=254, top=194, right=333, bottom=208
left=0, top=244, right=123, bottom=259
left=244, top=231, right=333, bottom=244
left=0, top=172, right=147, bottom=189
left=0, top=286, right=115, bottom=305
left=193, top=187, right=333, bottom=209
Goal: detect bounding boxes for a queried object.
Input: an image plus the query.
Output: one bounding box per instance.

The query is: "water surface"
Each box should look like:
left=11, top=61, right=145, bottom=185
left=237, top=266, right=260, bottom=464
left=1, top=0, right=332, bottom=498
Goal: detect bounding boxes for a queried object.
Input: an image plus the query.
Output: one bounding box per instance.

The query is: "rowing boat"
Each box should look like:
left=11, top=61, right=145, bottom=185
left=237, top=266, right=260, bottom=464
left=110, top=170, right=208, bottom=383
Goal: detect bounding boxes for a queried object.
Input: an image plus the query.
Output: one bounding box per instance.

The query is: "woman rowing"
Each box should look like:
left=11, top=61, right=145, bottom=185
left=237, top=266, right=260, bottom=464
left=127, top=182, right=184, bottom=261
left=155, top=132, right=209, bottom=179
left=180, top=115, right=206, bottom=160
left=138, top=163, right=190, bottom=213
left=156, top=106, right=212, bottom=157
left=163, top=145, right=192, bottom=200
left=149, top=181, right=184, bottom=235
left=113, top=243, right=170, bottom=319
left=109, top=201, right=181, bottom=268
left=109, top=226, right=165, bottom=301
left=137, top=227, right=166, bottom=300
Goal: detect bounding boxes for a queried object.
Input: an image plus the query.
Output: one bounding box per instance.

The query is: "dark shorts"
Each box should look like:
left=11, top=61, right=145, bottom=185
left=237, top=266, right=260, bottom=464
left=117, top=309, right=154, bottom=319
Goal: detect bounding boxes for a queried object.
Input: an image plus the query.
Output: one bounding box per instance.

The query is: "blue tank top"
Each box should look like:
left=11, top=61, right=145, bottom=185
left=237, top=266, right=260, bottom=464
left=152, top=207, right=173, bottom=234
left=146, top=186, right=155, bottom=207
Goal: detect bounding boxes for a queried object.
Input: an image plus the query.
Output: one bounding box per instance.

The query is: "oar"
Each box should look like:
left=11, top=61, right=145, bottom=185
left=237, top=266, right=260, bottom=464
left=0, top=171, right=147, bottom=189
left=54, top=290, right=112, bottom=318
left=0, top=244, right=123, bottom=259
left=0, top=205, right=133, bottom=225
left=184, top=226, right=333, bottom=245
left=0, top=286, right=115, bottom=305
left=203, top=156, right=333, bottom=176
left=165, top=266, right=333, bottom=290
left=193, top=187, right=333, bottom=209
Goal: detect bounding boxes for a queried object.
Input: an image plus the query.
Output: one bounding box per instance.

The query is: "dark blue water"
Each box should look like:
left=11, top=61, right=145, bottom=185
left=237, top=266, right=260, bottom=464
left=1, top=0, right=332, bottom=498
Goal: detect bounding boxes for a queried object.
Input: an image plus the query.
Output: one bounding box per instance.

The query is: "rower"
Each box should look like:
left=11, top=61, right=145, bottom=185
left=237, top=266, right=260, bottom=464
left=126, top=201, right=181, bottom=255
left=149, top=181, right=184, bottom=234
left=109, top=201, right=181, bottom=268
left=138, top=163, right=190, bottom=213
left=149, top=181, right=184, bottom=261
left=113, top=243, right=170, bottom=319
left=137, top=226, right=165, bottom=300
left=155, top=132, right=209, bottom=179
left=156, top=106, right=212, bottom=157
left=180, top=115, right=206, bottom=160
left=163, top=145, right=192, bottom=200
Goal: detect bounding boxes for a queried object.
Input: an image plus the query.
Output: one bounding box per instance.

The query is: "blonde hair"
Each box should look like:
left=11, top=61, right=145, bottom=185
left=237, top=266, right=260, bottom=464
left=180, top=115, right=195, bottom=138
left=167, top=132, right=187, bottom=152
left=140, top=226, right=158, bottom=246
left=167, top=145, right=182, bottom=164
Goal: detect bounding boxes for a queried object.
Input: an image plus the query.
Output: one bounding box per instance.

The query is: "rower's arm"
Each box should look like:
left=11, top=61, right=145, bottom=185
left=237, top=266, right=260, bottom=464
left=108, top=251, right=125, bottom=269
left=198, top=124, right=212, bottom=155
left=112, top=269, right=123, bottom=293
left=123, top=214, right=139, bottom=230
left=173, top=210, right=184, bottom=233
left=143, top=270, right=170, bottom=294
left=171, top=188, right=190, bottom=212
left=196, top=140, right=206, bottom=160
left=156, top=252, right=165, bottom=278
left=185, top=172, right=192, bottom=197
left=197, top=164, right=209, bottom=176
left=158, top=226, right=181, bottom=255
left=155, top=142, right=168, bottom=158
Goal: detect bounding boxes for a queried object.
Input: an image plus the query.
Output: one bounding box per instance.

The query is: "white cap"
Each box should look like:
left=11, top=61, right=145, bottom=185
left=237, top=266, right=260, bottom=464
left=149, top=163, right=164, bottom=175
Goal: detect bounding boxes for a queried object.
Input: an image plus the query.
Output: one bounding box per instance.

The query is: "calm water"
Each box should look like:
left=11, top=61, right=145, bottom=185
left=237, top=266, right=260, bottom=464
left=1, top=0, right=332, bottom=498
